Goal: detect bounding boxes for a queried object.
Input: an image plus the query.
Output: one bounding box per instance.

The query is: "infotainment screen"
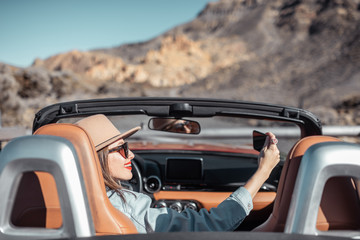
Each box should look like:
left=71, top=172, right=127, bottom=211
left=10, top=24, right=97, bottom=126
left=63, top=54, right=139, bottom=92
left=166, top=158, right=203, bottom=183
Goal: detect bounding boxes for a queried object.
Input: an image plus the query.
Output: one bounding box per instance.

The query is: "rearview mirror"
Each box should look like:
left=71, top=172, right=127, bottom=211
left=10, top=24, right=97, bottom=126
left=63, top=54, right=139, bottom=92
left=148, top=118, right=201, bottom=134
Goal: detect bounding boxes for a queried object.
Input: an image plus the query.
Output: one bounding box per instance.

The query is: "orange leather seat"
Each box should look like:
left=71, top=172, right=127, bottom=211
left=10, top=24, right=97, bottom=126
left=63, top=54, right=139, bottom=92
left=11, top=171, right=62, bottom=228
left=12, top=123, right=137, bottom=235
left=254, top=135, right=360, bottom=232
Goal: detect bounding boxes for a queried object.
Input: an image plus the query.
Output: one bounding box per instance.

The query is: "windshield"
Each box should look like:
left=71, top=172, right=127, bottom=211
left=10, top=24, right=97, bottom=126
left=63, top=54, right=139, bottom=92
left=59, top=115, right=300, bottom=154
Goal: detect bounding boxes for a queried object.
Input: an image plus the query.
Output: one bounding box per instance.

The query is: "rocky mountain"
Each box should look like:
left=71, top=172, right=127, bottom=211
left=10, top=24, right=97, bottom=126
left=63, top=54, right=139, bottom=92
left=1, top=0, right=360, bottom=129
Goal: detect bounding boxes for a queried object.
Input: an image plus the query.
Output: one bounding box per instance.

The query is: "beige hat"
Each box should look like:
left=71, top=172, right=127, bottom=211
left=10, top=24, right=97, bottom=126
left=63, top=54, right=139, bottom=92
left=75, top=114, right=141, bottom=151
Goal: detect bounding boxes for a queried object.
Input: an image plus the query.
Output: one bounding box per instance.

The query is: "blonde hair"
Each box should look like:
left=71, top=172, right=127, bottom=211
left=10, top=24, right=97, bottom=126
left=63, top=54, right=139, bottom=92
left=97, top=147, right=126, bottom=202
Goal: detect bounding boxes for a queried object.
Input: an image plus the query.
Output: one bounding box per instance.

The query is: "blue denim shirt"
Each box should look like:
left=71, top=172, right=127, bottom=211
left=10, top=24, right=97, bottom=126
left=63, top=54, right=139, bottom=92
left=107, top=187, right=253, bottom=233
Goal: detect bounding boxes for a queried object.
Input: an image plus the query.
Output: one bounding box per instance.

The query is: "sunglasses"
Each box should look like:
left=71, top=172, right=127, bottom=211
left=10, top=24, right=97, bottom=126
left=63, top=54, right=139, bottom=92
left=108, top=142, right=129, bottom=159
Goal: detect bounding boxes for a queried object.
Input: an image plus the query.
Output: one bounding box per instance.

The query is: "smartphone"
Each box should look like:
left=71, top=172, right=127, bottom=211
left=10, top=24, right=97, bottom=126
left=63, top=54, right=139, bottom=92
left=253, top=130, right=267, bottom=152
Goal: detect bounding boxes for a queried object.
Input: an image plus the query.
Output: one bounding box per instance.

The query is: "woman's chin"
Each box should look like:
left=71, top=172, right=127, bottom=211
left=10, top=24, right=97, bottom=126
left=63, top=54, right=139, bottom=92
left=118, top=174, right=133, bottom=181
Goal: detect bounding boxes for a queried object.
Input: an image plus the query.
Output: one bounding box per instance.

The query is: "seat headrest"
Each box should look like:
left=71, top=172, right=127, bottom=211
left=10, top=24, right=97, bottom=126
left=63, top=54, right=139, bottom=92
left=35, top=123, right=138, bottom=234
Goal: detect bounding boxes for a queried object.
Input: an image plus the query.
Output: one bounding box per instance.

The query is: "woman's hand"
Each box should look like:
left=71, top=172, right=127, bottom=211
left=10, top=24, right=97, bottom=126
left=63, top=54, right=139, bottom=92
left=257, top=132, right=281, bottom=178
left=244, top=132, right=280, bottom=199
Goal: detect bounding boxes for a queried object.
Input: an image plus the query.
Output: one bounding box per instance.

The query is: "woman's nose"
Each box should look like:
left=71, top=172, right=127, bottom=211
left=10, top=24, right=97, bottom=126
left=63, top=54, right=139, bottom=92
left=128, top=150, right=135, bottom=160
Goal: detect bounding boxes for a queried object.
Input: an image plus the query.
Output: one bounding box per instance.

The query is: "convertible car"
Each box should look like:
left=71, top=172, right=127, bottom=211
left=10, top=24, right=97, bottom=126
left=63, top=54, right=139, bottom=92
left=0, top=98, right=359, bottom=240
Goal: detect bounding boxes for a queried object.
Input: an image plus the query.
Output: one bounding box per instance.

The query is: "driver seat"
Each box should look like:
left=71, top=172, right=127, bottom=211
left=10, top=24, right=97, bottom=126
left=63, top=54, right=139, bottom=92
left=254, top=135, right=360, bottom=232
left=12, top=123, right=137, bottom=234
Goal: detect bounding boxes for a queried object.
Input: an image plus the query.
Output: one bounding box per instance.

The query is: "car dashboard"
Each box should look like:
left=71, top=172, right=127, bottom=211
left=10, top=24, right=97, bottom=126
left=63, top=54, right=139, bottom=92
left=130, top=146, right=282, bottom=230
left=135, top=149, right=281, bottom=192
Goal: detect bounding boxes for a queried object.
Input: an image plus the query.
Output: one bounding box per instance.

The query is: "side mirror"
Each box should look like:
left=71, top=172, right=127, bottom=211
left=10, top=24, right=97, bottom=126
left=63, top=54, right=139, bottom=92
left=148, top=118, right=201, bottom=134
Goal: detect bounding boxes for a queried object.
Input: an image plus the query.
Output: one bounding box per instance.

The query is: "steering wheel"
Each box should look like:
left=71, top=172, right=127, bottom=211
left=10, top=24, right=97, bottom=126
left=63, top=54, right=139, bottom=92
left=121, top=157, right=143, bottom=192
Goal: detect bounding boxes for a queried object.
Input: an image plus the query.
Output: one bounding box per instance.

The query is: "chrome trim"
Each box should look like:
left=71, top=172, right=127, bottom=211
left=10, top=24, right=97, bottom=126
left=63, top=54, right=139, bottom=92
left=0, top=135, right=95, bottom=239
left=285, top=141, right=360, bottom=238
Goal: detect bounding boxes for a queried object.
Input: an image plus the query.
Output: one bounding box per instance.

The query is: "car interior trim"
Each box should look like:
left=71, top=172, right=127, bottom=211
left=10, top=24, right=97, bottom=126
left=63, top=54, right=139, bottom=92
left=153, top=191, right=276, bottom=211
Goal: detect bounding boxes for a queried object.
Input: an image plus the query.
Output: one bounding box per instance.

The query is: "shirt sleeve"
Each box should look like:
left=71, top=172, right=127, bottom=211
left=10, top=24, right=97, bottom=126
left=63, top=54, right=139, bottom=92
left=108, top=187, right=253, bottom=233
left=228, top=187, right=253, bottom=215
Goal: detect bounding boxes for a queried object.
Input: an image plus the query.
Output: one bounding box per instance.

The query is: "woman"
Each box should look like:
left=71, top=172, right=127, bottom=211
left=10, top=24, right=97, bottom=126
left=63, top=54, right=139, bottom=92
left=76, top=114, right=280, bottom=233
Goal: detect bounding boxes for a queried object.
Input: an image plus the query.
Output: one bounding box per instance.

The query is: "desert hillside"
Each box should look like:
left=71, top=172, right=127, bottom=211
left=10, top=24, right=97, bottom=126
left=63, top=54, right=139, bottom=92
left=1, top=0, right=359, bottom=129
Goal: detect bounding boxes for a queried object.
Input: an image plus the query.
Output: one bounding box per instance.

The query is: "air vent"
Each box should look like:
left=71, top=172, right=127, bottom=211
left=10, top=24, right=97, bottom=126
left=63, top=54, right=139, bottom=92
left=144, top=176, right=162, bottom=193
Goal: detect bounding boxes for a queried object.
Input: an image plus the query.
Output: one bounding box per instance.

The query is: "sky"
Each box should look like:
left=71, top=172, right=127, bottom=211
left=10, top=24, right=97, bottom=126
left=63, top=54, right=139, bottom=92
left=0, top=0, right=212, bottom=67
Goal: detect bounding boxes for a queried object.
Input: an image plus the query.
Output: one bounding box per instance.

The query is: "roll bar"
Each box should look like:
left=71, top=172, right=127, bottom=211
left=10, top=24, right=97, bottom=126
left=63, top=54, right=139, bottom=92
left=0, top=135, right=94, bottom=239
